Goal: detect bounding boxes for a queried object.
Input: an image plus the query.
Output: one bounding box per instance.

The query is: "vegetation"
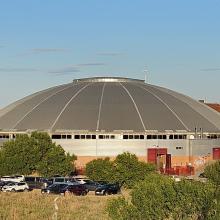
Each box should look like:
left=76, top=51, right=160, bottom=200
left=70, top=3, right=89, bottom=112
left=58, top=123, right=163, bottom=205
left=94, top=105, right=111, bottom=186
left=86, top=152, right=156, bottom=188
left=204, top=160, right=220, bottom=217
left=0, top=190, right=112, bottom=220
left=84, top=157, right=115, bottom=182
left=204, top=160, right=220, bottom=185
left=0, top=132, right=76, bottom=177
left=107, top=173, right=219, bottom=220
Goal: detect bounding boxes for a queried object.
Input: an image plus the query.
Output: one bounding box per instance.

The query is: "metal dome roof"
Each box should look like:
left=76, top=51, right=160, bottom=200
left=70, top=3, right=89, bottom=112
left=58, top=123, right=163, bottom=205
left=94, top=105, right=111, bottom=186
left=0, top=77, right=220, bottom=132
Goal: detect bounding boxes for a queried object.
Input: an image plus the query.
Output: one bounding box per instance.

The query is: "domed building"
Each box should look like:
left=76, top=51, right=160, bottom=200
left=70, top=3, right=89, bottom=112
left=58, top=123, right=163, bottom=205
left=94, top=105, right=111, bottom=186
left=0, top=77, right=220, bottom=172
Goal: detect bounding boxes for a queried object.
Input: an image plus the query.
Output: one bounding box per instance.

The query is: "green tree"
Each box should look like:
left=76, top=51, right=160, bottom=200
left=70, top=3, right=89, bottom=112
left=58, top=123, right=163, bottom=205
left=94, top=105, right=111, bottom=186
left=85, top=152, right=156, bottom=187
left=114, top=152, right=156, bottom=188
left=85, top=157, right=115, bottom=182
left=0, top=132, right=76, bottom=176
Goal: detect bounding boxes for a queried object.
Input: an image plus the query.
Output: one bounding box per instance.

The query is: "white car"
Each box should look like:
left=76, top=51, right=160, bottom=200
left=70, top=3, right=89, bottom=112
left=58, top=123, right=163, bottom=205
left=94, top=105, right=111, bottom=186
left=1, top=182, right=29, bottom=192
left=0, top=175, right=25, bottom=183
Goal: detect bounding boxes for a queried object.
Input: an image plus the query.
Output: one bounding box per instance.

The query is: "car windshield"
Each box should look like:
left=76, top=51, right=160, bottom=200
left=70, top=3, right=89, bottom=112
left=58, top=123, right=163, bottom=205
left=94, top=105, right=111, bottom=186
left=7, top=183, right=15, bottom=186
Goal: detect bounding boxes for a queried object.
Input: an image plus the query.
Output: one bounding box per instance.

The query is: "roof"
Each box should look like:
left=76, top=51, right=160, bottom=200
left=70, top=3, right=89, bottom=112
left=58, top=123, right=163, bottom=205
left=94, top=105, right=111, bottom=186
left=0, top=77, right=220, bottom=132
left=206, top=103, right=220, bottom=113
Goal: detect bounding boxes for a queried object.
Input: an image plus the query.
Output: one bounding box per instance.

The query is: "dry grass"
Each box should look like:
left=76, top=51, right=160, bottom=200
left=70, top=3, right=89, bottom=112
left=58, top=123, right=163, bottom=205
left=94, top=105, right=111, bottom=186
left=0, top=190, right=125, bottom=220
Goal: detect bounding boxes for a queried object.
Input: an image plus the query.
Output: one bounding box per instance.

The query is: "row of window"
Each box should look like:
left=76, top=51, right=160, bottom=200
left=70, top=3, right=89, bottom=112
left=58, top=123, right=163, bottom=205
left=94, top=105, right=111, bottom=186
left=52, top=134, right=116, bottom=140
left=1, top=133, right=218, bottom=140
left=207, top=135, right=220, bottom=139
left=51, top=134, right=188, bottom=140
left=0, top=135, right=9, bottom=139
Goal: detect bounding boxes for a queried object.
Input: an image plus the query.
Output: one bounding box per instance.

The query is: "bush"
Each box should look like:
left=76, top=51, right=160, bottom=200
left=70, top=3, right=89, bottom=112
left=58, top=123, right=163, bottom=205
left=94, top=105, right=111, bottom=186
left=114, top=152, right=156, bottom=188
left=85, top=152, right=156, bottom=187
left=85, top=157, right=115, bottom=182
left=0, top=132, right=76, bottom=177
left=107, top=174, right=218, bottom=220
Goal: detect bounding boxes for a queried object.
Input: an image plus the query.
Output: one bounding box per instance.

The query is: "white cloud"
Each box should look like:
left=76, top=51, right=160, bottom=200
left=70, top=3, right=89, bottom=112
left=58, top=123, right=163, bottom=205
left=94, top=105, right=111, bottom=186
left=200, top=68, right=220, bottom=72
left=97, top=52, right=124, bottom=56
left=30, top=48, right=70, bottom=53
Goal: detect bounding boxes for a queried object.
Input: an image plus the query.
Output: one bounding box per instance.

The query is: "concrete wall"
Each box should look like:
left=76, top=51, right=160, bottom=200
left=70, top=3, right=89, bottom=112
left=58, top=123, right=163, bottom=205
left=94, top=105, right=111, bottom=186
left=54, top=138, right=220, bottom=168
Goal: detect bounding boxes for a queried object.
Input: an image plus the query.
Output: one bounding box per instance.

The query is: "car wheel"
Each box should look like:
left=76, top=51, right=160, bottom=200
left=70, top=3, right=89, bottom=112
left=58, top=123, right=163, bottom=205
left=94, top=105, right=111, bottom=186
left=81, top=191, right=87, bottom=196
left=12, top=189, right=16, bottom=192
left=23, top=188, right=28, bottom=192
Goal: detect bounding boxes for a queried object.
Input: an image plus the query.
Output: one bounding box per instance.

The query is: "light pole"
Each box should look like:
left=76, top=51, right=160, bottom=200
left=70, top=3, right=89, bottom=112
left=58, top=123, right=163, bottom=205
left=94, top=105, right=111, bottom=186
left=96, top=130, right=99, bottom=158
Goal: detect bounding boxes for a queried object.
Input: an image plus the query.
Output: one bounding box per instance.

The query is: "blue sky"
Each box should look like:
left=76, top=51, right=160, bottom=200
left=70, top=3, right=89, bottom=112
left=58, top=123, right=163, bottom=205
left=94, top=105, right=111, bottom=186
left=0, top=0, right=219, bottom=108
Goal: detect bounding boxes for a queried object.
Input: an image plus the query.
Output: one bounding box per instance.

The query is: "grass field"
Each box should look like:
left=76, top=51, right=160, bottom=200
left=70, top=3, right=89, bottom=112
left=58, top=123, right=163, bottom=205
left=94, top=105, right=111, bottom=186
left=0, top=190, right=122, bottom=220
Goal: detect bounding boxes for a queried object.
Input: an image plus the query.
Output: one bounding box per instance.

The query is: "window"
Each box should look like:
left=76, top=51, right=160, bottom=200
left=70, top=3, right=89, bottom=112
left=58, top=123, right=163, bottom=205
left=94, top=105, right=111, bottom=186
left=110, top=135, right=115, bottom=139
left=99, top=135, right=104, bottom=139
left=81, top=135, right=85, bottom=139
left=129, top=135, right=133, bottom=139
left=67, top=135, right=72, bottom=139
left=147, top=135, right=152, bottom=139
left=25, top=177, right=35, bottom=182
left=86, top=135, right=91, bottom=139
left=134, top=135, right=139, bottom=139
left=52, top=135, right=61, bottom=139
left=169, top=135, right=173, bottom=139
left=158, top=135, right=163, bottom=139
left=140, top=135, right=144, bottom=139
left=152, top=135, right=157, bottom=139
left=123, top=135, right=128, bottom=139
left=74, top=135, right=80, bottom=139
left=176, top=146, right=183, bottom=150
left=92, top=135, right=96, bottom=139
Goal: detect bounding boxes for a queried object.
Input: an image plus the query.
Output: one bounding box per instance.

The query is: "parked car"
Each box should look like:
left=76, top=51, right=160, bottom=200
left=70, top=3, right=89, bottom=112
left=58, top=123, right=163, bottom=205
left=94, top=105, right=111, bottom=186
left=0, top=181, right=13, bottom=190
left=62, top=184, right=88, bottom=196
left=82, top=180, right=101, bottom=191
left=0, top=175, right=25, bottom=183
left=95, top=183, right=121, bottom=195
left=1, top=182, right=29, bottom=192
left=74, top=178, right=90, bottom=184
left=47, top=177, right=76, bottom=185
left=25, top=176, right=44, bottom=189
left=41, top=183, right=69, bottom=194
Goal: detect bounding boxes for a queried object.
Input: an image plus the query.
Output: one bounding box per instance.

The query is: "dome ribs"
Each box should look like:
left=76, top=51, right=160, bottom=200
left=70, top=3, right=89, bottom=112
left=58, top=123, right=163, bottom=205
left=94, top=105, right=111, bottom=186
left=96, top=82, right=106, bottom=131
left=137, top=84, right=189, bottom=131
left=12, top=84, right=73, bottom=129
left=119, top=82, right=147, bottom=131
left=50, top=83, right=91, bottom=131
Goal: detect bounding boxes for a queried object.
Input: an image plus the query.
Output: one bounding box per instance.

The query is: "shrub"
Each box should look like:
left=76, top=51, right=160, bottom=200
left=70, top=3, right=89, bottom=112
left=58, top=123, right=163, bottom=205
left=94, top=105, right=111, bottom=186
left=204, top=160, right=220, bottom=185
left=114, top=152, right=156, bottom=188
left=85, top=157, right=115, bottom=182
left=85, top=152, right=156, bottom=187
left=107, top=174, right=218, bottom=220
